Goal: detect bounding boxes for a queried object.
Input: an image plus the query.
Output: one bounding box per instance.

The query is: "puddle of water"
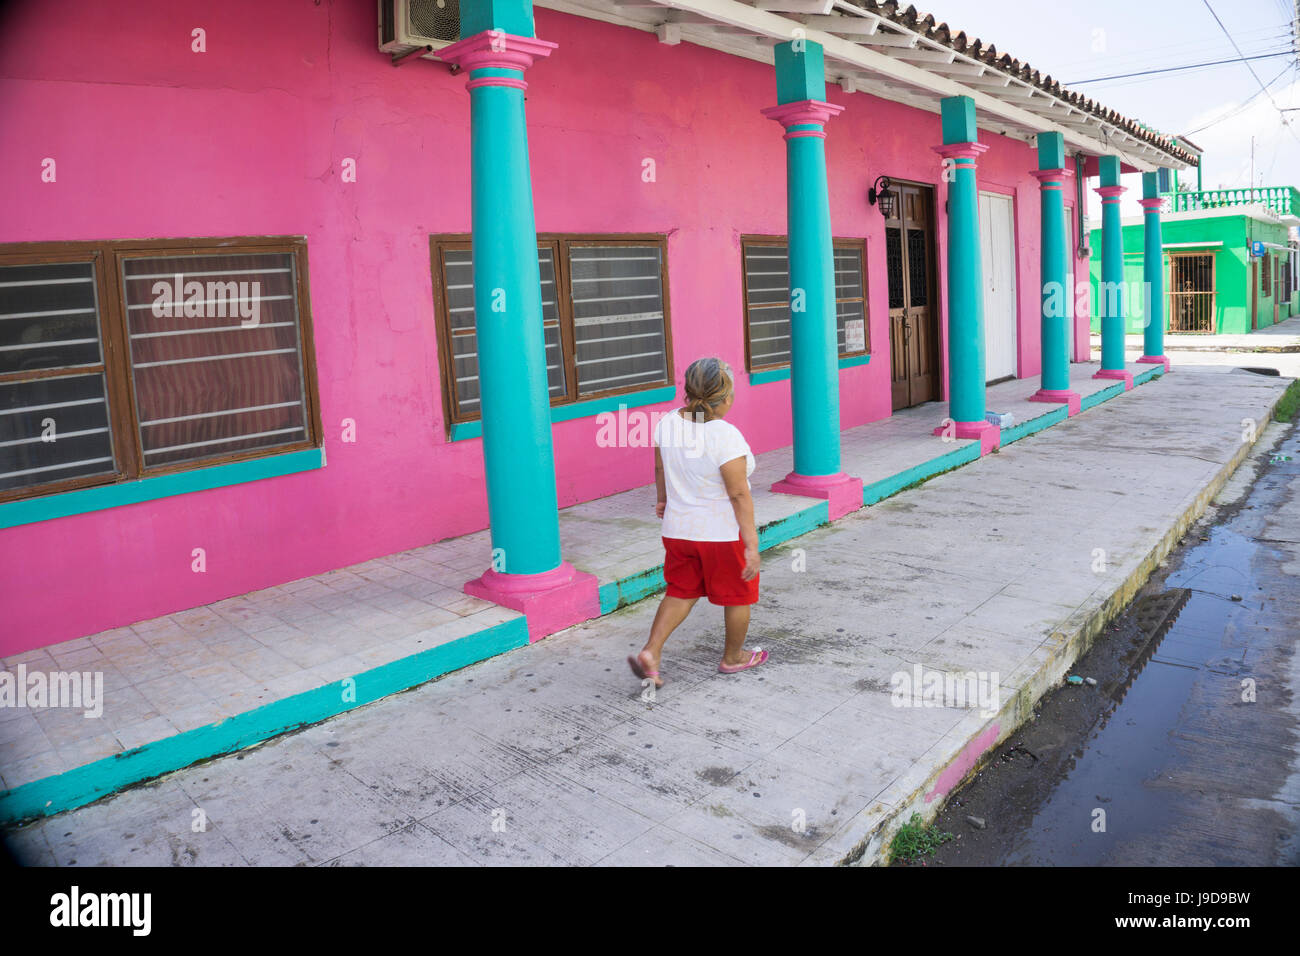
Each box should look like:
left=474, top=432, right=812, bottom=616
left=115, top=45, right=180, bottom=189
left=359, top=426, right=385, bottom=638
left=1003, top=597, right=1201, bottom=865
left=1000, top=441, right=1300, bottom=866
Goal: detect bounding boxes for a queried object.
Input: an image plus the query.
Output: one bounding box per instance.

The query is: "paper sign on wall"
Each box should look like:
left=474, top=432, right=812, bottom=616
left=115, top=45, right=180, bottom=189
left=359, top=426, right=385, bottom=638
left=845, top=319, right=866, bottom=352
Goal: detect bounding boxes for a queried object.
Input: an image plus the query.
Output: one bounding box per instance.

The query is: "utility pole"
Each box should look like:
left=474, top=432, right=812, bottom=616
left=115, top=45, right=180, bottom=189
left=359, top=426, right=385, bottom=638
left=1249, top=135, right=1255, bottom=271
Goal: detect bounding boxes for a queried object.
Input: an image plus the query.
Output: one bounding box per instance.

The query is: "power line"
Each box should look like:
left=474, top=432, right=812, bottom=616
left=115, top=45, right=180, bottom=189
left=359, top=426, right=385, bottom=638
left=1050, top=25, right=1291, bottom=76
left=1132, top=37, right=1292, bottom=76
left=1053, top=29, right=1290, bottom=77
left=1201, top=0, right=1293, bottom=122
left=1180, top=61, right=1297, bottom=136
left=1066, top=48, right=1293, bottom=85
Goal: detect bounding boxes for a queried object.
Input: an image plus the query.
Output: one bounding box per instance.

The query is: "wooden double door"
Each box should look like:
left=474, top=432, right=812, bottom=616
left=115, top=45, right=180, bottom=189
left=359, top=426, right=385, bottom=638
left=887, top=182, right=941, bottom=411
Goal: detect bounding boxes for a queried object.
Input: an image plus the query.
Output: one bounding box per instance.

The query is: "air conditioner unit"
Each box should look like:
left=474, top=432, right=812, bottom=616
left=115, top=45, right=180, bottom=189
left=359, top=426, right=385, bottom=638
left=379, top=0, right=461, bottom=61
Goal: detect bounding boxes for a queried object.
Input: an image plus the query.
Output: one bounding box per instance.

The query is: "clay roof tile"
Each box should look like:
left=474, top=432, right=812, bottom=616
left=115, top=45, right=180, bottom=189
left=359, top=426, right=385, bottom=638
left=829, top=0, right=1197, bottom=165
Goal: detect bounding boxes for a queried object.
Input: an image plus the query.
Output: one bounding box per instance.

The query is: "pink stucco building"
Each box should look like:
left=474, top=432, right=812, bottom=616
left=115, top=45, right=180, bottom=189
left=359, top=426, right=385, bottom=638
left=0, top=0, right=1196, bottom=656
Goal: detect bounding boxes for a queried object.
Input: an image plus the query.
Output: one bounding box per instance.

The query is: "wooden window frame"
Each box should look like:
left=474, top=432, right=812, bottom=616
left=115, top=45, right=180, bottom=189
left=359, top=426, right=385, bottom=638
left=430, top=233, right=675, bottom=430
left=0, top=236, right=323, bottom=505
left=1261, top=251, right=1272, bottom=297
left=739, top=235, right=870, bottom=373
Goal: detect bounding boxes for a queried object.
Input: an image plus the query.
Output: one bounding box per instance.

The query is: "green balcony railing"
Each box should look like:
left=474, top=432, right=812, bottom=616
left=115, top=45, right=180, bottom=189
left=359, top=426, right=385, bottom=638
left=1166, top=185, right=1300, bottom=217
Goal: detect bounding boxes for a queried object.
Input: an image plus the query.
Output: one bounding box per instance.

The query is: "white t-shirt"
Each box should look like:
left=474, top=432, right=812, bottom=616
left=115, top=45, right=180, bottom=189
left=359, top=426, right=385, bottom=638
left=654, top=411, right=755, bottom=542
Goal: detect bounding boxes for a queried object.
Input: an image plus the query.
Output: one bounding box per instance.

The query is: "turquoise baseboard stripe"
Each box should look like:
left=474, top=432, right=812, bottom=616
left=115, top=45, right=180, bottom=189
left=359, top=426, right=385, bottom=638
left=597, top=581, right=622, bottom=615
left=1133, top=366, right=1163, bottom=385
left=1001, top=406, right=1068, bottom=446
left=750, top=366, right=793, bottom=386
left=1081, top=382, right=1126, bottom=411
left=598, top=566, right=666, bottom=615
left=0, top=447, right=325, bottom=530
left=0, top=616, right=528, bottom=827
left=862, top=441, right=981, bottom=506
left=449, top=385, right=678, bottom=442
left=758, top=502, right=830, bottom=550
left=750, top=354, right=872, bottom=386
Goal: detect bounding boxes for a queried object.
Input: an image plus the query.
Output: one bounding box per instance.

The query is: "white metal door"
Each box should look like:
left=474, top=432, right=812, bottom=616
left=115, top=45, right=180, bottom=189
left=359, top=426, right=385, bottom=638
left=980, top=191, right=1018, bottom=382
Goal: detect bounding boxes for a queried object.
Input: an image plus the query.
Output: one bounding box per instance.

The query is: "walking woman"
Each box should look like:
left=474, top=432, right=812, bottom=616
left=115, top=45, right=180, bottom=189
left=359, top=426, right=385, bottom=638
left=629, top=357, right=766, bottom=688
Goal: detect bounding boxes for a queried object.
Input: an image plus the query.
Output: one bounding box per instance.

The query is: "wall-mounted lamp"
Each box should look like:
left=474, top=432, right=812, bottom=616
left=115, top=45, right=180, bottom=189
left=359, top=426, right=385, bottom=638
left=868, top=175, right=896, bottom=219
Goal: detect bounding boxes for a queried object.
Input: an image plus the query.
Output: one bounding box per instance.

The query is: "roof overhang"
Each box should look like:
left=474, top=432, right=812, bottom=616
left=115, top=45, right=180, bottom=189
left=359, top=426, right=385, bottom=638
left=535, top=0, right=1197, bottom=171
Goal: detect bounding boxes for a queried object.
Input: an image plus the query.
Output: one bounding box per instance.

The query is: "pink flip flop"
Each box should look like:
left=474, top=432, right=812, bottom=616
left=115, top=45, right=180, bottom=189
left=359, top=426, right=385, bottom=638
left=628, top=654, right=663, bottom=687
left=718, top=648, right=768, bottom=674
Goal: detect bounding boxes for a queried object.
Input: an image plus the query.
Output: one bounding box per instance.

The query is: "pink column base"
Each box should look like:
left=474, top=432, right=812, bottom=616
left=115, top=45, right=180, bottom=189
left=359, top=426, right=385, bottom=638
left=770, top=471, right=864, bottom=520
left=464, top=561, right=601, bottom=643
left=1092, top=368, right=1134, bottom=390
left=1029, top=389, right=1082, bottom=416
left=1137, top=355, right=1171, bottom=372
left=932, top=420, right=1001, bottom=456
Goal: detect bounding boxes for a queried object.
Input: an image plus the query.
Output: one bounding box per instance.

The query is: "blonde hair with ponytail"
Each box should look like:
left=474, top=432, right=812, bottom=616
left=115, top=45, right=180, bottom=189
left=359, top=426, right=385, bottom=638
left=683, top=357, right=734, bottom=423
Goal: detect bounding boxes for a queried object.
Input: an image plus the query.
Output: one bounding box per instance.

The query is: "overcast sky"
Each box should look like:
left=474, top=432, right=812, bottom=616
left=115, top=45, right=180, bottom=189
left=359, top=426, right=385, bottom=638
left=929, top=0, right=1298, bottom=216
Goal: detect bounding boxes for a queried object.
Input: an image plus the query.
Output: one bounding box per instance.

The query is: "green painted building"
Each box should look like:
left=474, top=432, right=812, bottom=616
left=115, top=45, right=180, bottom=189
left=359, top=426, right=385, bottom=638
left=1089, top=187, right=1300, bottom=335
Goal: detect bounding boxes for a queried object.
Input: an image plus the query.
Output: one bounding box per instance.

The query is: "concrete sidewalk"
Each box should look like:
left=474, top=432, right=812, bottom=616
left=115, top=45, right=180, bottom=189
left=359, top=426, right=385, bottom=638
left=0, top=361, right=1149, bottom=826
left=2, top=362, right=1290, bottom=865
left=1090, top=313, right=1300, bottom=353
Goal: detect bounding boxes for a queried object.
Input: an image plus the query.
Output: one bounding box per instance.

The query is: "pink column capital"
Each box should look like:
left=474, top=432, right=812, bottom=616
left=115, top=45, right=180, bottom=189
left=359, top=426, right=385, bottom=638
left=933, top=142, right=990, bottom=162
left=1137, top=197, right=1164, bottom=211
left=1030, top=167, right=1073, bottom=190
left=760, top=100, right=845, bottom=139
left=438, top=31, right=557, bottom=90
left=1095, top=184, right=1126, bottom=203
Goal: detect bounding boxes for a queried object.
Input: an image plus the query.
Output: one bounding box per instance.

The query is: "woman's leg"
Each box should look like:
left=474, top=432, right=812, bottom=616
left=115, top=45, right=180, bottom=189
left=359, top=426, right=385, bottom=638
left=636, top=595, right=697, bottom=682
left=721, top=604, right=752, bottom=666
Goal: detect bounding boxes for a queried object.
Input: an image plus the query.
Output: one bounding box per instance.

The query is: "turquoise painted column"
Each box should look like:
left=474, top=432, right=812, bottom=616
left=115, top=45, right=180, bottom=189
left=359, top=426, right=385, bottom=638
left=1029, top=132, right=1082, bottom=415
left=440, top=0, right=598, bottom=639
left=1094, top=155, right=1133, bottom=388
left=1136, top=171, right=1171, bottom=372
left=761, top=40, right=862, bottom=520
left=932, top=96, right=998, bottom=454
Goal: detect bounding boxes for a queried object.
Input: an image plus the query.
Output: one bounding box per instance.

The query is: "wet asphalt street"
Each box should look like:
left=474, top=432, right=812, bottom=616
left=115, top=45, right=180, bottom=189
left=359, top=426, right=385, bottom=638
left=922, top=401, right=1300, bottom=866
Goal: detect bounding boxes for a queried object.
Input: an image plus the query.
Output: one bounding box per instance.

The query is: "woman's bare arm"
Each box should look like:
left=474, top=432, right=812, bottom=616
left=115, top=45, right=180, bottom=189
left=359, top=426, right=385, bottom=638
left=720, top=456, right=760, bottom=580
left=654, top=447, right=667, bottom=518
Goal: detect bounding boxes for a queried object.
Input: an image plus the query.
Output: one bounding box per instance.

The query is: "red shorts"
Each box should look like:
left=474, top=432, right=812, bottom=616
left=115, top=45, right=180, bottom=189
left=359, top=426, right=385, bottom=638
left=662, top=536, right=759, bottom=606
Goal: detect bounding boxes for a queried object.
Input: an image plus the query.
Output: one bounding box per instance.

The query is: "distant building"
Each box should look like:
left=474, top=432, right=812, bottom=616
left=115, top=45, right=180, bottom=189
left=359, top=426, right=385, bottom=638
left=1090, top=186, right=1300, bottom=334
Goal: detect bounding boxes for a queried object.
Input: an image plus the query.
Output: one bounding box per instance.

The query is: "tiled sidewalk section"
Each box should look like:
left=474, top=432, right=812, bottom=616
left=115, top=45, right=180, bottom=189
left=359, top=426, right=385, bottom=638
left=2, top=361, right=1285, bottom=866
left=0, top=361, right=1153, bottom=823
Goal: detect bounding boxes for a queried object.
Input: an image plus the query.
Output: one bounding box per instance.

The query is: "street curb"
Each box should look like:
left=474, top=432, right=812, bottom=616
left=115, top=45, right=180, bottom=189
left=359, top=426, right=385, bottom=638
left=833, top=379, right=1289, bottom=866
